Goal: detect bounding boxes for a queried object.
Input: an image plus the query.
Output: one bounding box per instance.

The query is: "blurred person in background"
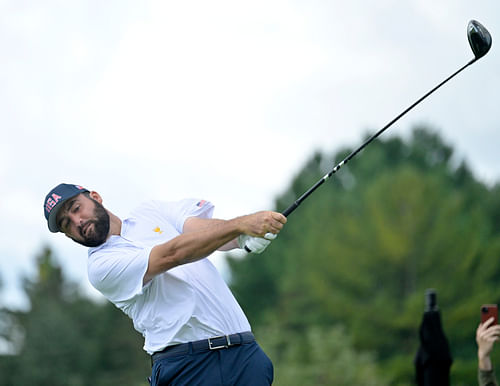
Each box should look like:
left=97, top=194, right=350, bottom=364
left=476, top=316, right=500, bottom=386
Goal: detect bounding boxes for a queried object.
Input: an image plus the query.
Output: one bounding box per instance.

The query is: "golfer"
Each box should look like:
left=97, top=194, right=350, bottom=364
left=43, top=183, right=287, bottom=385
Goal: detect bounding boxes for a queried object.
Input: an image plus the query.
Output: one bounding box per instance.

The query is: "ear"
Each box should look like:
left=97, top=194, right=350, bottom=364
left=89, top=191, right=103, bottom=204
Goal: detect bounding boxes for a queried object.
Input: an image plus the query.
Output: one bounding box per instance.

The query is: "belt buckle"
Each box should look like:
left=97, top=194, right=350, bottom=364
left=208, top=335, right=231, bottom=350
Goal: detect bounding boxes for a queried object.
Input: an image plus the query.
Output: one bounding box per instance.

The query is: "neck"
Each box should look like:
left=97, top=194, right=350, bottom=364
left=107, top=211, right=122, bottom=237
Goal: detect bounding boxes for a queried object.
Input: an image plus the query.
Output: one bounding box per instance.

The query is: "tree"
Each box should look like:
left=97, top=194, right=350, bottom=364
left=0, top=246, right=150, bottom=386
left=228, top=126, right=500, bottom=384
left=258, top=324, right=386, bottom=385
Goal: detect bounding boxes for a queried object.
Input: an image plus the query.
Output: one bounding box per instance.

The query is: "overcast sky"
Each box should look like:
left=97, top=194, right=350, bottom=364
left=1, top=1, right=499, bottom=309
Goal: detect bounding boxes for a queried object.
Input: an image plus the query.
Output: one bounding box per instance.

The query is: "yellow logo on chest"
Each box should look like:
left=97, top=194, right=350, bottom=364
left=153, top=226, right=163, bottom=234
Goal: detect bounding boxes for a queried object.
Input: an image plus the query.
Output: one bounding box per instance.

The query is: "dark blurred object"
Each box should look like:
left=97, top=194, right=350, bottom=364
left=415, top=289, right=453, bottom=386
left=425, top=289, right=438, bottom=312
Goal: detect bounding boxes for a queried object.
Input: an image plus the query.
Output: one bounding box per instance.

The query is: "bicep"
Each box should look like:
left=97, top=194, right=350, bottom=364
left=144, top=217, right=241, bottom=282
left=144, top=207, right=216, bottom=282
left=143, top=220, right=204, bottom=283
left=144, top=225, right=206, bottom=283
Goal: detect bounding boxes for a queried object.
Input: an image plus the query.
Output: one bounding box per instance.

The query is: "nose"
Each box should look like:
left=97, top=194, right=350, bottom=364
left=68, top=213, right=83, bottom=229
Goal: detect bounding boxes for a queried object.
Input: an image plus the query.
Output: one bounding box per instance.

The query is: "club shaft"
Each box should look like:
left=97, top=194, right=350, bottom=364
left=282, top=58, right=476, bottom=218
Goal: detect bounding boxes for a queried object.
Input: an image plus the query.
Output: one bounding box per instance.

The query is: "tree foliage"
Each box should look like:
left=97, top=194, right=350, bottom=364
left=0, top=247, right=150, bottom=386
left=1, top=126, right=500, bottom=385
left=229, top=126, right=500, bottom=385
left=259, top=324, right=386, bottom=385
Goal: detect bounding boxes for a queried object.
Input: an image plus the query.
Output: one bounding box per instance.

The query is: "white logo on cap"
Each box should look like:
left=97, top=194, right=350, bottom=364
left=45, top=193, right=62, bottom=214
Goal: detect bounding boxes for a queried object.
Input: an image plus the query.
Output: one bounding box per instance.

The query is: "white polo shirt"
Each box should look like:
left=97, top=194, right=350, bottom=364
left=87, top=199, right=251, bottom=355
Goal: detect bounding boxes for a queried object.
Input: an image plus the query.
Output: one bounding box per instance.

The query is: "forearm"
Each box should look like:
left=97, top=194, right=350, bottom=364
left=151, top=219, right=242, bottom=269
left=144, top=210, right=285, bottom=283
left=183, top=218, right=240, bottom=251
left=479, top=353, right=493, bottom=371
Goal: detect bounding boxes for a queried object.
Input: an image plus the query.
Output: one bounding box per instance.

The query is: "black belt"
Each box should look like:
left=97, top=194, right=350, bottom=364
left=151, top=332, right=255, bottom=364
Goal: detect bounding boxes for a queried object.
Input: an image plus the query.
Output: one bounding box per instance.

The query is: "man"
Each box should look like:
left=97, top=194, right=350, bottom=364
left=477, top=316, right=500, bottom=386
left=43, top=183, right=287, bottom=385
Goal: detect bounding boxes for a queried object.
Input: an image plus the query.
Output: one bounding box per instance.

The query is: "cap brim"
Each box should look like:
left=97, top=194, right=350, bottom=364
left=48, top=203, right=63, bottom=233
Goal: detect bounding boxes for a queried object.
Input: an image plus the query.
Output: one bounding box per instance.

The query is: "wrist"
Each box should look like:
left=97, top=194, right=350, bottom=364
left=479, top=351, right=493, bottom=370
left=230, top=216, right=247, bottom=235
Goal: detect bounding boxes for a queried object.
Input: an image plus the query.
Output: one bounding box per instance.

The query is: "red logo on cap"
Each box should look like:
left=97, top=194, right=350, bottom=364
left=45, top=193, right=62, bottom=214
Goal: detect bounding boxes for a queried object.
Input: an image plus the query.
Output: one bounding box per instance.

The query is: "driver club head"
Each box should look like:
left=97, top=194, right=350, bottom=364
left=467, top=20, right=492, bottom=60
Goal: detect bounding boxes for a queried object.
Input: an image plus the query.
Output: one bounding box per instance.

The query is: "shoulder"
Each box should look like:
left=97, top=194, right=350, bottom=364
left=88, top=237, right=147, bottom=274
left=129, top=199, right=204, bottom=216
left=87, top=238, right=150, bottom=300
left=134, top=198, right=215, bottom=223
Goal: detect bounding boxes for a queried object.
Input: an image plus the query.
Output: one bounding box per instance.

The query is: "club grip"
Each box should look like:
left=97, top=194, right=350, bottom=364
left=281, top=203, right=298, bottom=217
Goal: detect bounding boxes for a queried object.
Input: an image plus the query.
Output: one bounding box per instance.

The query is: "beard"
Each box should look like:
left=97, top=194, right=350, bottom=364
left=71, top=200, right=110, bottom=247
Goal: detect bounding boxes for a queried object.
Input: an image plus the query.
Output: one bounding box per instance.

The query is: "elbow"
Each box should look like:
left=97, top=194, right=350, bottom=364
left=160, top=248, right=187, bottom=271
left=149, top=245, right=186, bottom=274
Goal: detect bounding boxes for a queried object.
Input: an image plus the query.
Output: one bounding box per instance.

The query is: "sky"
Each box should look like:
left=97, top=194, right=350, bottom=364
left=1, top=1, right=499, bottom=309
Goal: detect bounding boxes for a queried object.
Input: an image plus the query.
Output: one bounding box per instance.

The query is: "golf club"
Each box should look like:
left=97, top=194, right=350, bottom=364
left=281, top=20, right=492, bottom=218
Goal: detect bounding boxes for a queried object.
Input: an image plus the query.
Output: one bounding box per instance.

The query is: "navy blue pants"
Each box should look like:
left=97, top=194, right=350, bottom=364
left=150, top=341, right=273, bottom=385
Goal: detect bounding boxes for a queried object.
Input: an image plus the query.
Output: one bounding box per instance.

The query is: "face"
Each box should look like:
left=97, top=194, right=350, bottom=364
left=56, top=193, right=110, bottom=247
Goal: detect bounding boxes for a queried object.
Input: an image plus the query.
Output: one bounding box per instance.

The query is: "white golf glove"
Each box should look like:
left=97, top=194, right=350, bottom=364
left=238, top=233, right=277, bottom=254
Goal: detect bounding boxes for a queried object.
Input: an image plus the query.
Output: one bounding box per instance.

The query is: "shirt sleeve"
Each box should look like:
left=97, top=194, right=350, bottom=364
left=152, top=198, right=215, bottom=232
left=479, top=368, right=499, bottom=386
left=88, top=242, right=151, bottom=303
left=88, top=199, right=214, bottom=303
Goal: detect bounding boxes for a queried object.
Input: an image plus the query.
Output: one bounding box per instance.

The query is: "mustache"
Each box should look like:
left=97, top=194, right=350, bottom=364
left=78, top=221, right=92, bottom=238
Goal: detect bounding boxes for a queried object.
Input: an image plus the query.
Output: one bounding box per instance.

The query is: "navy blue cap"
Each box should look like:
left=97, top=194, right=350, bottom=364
left=44, top=183, right=89, bottom=233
